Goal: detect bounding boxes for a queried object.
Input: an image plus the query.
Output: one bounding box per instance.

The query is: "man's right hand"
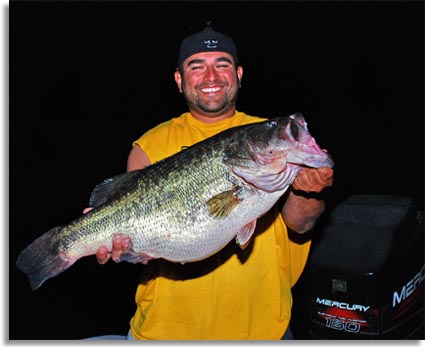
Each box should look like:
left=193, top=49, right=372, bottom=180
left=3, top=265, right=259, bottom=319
left=83, top=207, right=130, bottom=265
left=96, top=235, right=131, bottom=265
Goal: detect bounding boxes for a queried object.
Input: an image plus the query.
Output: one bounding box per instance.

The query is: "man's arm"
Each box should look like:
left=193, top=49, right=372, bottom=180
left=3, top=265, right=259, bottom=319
left=127, top=144, right=151, bottom=172
left=281, top=167, right=334, bottom=234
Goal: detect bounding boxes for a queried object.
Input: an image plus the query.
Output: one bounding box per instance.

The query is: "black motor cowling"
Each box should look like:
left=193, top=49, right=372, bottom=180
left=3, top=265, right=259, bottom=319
left=308, top=194, right=424, bottom=339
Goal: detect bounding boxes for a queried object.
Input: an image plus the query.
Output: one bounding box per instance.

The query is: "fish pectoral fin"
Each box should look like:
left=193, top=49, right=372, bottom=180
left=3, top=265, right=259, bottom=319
left=118, top=250, right=153, bottom=265
left=206, top=186, right=242, bottom=218
left=236, top=220, right=257, bottom=249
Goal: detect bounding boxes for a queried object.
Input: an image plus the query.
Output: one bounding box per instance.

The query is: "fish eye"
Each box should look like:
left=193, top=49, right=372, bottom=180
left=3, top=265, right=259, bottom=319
left=267, top=120, right=278, bottom=128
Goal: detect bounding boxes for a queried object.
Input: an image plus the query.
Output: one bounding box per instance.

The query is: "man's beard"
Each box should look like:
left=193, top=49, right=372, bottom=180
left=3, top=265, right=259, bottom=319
left=182, top=85, right=240, bottom=115
left=181, top=75, right=241, bottom=115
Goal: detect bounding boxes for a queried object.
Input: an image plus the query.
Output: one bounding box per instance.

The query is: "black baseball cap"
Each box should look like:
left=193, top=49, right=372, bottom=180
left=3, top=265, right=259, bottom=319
left=177, top=26, right=238, bottom=69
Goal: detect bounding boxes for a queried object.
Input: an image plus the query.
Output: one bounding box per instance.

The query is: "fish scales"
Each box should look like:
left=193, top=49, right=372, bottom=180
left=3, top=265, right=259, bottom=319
left=16, top=113, right=334, bottom=290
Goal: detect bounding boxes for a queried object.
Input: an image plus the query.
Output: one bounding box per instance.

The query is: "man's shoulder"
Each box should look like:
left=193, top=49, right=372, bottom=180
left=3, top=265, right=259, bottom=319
left=236, top=111, right=268, bottom=124
left=143, top=113, right=188, bottom=136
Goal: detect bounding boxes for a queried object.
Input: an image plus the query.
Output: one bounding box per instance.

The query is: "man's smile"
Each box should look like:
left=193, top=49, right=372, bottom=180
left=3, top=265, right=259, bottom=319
left=201, top=86, right=222, bottom=93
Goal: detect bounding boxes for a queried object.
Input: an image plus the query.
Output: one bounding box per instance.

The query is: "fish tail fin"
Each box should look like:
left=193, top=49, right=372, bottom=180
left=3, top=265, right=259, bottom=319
left=16, top=226, right=74, bottom=291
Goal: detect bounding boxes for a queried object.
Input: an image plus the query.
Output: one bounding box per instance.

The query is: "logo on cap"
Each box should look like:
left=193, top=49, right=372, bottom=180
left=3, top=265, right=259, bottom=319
left=204, top=39, right=218, bottom=49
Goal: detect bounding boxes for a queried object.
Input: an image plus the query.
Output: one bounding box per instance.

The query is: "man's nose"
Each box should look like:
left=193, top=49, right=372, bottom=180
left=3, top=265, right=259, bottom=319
left=203, top=66, right=219, bottom=81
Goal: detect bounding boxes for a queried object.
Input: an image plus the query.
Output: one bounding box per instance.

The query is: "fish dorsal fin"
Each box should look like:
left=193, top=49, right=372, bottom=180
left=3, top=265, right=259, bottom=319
left=206, top=186, right=242, bottom=218
left=89, top=170, right=143, bottom=208
left=236, top=220, right=257, bottom=249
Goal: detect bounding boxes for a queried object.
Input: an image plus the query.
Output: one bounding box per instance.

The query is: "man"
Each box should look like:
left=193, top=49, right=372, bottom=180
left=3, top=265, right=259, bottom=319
left=93, top=25, right=333, bottom=340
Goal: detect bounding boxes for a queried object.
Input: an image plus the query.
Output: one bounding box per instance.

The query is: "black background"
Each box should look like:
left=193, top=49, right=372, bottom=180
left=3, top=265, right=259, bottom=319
left=10, top=1, right=424, bottom=340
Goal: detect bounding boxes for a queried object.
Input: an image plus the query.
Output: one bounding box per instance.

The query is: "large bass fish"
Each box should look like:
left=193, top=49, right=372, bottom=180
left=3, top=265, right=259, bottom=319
left=16, top=113, right=334, bottom=290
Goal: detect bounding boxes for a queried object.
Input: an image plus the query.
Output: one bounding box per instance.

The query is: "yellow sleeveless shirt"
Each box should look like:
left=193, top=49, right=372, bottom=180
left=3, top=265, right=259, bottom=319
left=129, top=111, right=311, bottom=340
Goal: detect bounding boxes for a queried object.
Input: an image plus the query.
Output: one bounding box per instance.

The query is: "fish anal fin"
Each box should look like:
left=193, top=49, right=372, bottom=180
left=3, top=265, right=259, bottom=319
left=236, top=220, right=257, bottom=249
left=206, top=186, right=242, bottom=218
left=118, top=250, right=153, bottom=265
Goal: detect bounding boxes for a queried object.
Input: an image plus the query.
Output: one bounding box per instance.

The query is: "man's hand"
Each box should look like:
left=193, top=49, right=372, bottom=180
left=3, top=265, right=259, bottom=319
left=83, top=207, right=130, bottom=264
left=292, top=167, right=334, bottom=193
left=282, top=167, right=334, bottom=233
left=96, top=235, right=131, bottom=265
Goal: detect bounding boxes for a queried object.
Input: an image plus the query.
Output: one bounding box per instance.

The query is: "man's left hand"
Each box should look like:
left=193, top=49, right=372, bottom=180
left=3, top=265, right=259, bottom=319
left=292, top=167, right=334, bottom=193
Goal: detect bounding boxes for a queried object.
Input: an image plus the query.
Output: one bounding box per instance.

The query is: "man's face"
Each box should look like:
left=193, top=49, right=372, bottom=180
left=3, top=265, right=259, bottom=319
left=175, top=51, right=243, bottom=117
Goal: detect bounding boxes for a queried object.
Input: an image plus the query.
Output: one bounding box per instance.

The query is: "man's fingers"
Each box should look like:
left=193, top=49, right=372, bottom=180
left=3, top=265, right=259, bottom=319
left=111, top=235, right=123, bottom=262
left=317, top=167, right=334, bottom=184
left=293, top=167, right=334, bottom=193
left=96, top=246, right=111, bottom=265
left=83, top=207, right=93, bottom=214
left=111, top=235, right=131, bottom=262
left=95, top=235, right=131, bottom=264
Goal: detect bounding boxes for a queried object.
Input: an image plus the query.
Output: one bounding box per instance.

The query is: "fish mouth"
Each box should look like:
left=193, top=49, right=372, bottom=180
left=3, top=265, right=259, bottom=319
left=279, top=116, right=334, bottom=168
left=284, top=137, right=334, bottom=168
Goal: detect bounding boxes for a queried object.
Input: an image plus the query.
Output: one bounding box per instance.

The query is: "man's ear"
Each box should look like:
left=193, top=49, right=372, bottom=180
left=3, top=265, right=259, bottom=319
left=237, top=66, right=243, bottom=87
left=174, top=69, right=183, bottom=93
